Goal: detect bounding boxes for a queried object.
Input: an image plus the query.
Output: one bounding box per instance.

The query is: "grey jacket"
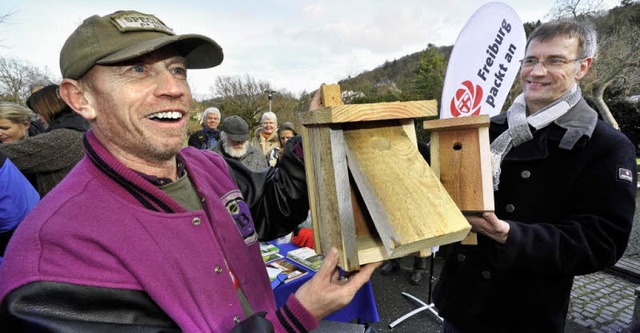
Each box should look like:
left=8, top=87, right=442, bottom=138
left=210, top=141, right=268, bottom=172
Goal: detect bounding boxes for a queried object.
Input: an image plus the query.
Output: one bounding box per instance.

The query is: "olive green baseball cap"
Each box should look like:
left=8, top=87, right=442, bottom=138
left=60, top=10, right=223, bottom=79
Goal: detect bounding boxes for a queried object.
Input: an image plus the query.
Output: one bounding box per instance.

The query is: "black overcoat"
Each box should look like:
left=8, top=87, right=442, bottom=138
left=433, top=99, right=637, bottom=333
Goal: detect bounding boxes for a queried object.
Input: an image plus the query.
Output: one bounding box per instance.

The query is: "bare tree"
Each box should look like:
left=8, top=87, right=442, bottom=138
left=582, top=20, right=640, bottom=129
left=0, top=10, right=16, bottom=47
left=0, top=56, right=53, bottom=104
left=210, top=74, right=274, bottom=130
left=548, top=0, right=607, bottom=19
left=549, top=0, right=640, bottom=129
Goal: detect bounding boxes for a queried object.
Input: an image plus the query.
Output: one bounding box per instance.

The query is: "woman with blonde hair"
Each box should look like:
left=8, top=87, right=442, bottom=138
left=0, top=84, right=88, bottom=197
left=0, top=102, right=35, bottom=143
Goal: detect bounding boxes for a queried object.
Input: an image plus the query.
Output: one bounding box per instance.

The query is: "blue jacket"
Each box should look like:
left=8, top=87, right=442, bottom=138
left=0, top=152, right=39, bottom=257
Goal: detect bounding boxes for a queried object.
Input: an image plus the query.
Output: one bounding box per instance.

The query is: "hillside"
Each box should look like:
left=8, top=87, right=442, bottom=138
left=336, top=45, right=452, bottom=99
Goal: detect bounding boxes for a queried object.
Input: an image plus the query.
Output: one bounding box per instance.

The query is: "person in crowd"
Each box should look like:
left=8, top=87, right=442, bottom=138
left=188, top=106, right=221, bottom=149
left=0, top=151, right=39, bottom=262
left=0, top=85, right=88, bottom=197
left=252, top=111, right=280, bottom=162
left=0, top=10, right=378, bottom=332
left=267, top=121, right=297, bottom=167
left=433, top=19, right=637, bottom=333
left=0, top=103, right=39, bottom=144
left=210, top=115, right=267, bottom=172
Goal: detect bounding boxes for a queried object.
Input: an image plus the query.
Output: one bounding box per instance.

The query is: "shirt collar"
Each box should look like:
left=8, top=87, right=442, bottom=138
left=135, top=154, right=186, bottom=186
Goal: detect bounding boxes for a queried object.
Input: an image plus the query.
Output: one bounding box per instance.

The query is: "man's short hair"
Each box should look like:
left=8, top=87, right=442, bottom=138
left=526, top=19, right=597, bottom=59
left=60, top=10, right=224, bottom=79
left=261, top=111, right=277, bottom=124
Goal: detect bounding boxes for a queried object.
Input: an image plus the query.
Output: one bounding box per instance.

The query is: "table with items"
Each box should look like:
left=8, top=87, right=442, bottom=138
left=268, top=242, right=379, bottom=324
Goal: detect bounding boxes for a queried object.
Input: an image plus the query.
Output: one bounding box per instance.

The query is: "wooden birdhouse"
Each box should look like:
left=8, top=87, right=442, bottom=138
left=423, top=115, right=494, bottom=213
left=299, top=84, right=482, bottom=271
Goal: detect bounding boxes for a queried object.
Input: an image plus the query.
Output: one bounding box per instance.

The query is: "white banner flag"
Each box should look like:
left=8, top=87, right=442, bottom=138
left=440, top=2, right=526, bottom=119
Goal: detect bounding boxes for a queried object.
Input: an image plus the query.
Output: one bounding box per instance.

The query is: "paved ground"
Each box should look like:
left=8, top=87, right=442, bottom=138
left=366, top=195, right=640, bottom=333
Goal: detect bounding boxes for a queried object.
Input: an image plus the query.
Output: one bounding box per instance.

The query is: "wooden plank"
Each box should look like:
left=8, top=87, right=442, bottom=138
left=437, top=129, right=484, bottom=211
left=478, top=126, right=494, bottom=211
left=327, top=129, right=360, bottom=270
left=343, top=121, right=471, bottom=258
left=402, top=119, right=433, bottom=257
left=303, top=85, right=364, bottom=270
left=302, top=125, right=360, bottom=270
left=321, top=84, right=343, bottom=107
left=429, top=129, right=493, bottom=213
left=300, top=100, right=438, bottom=125
left=350, top=177, right=376, bottom=240
left=399, top=119, right=417, bottom=145
left=423, top=114, right=490, bottom=132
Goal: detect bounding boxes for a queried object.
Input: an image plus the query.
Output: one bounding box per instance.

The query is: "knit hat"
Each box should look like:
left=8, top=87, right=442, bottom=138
left=60, top=10, right=223, bottom=79
left=219, top=116, right=249, bottom=142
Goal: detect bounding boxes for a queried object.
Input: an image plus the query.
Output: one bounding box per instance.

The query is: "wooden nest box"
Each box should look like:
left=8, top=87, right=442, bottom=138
left=299, top=85, right=491, bottom=271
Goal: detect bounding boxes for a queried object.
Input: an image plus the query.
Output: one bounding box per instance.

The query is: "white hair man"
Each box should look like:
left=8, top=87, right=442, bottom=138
left=211, top=115, right=267, bottom=172
left=188, top=106, right=220, bottom=149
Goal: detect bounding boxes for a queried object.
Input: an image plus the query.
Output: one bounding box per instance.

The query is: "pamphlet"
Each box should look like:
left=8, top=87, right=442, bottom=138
left=286, top=247, right=325, bottom=272
left=259, top=242, right=280, bottom=256
left=268, top=259, right=308, bottom=283
left=262, top=253, right=284, bottom=263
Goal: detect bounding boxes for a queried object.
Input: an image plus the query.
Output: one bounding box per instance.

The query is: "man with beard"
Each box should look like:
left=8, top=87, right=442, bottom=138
left=211, top=115, right=267, bottom=172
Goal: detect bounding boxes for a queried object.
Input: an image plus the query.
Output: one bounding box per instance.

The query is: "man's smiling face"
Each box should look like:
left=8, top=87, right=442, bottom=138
left=520, top=36, right=590, bottom=113
left=81, top=48, right=191, bottom=163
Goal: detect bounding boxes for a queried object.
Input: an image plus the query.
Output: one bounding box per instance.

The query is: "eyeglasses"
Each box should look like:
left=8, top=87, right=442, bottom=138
left=519, top=57, right=584, bottom=69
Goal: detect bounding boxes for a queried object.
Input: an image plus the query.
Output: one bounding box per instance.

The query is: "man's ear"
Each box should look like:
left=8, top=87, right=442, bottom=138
left=575, top=57, right=593, bottom=81
left=59, top=78, right=96, bottom=121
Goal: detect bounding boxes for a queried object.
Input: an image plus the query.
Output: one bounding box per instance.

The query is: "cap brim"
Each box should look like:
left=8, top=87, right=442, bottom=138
left=227, top=133, right=249, bottom=142
left=96, top=34, right=223, bottom=69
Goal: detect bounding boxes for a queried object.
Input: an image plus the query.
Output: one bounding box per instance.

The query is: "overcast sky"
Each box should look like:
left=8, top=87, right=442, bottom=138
left=0, top=0, right=621, bottom=98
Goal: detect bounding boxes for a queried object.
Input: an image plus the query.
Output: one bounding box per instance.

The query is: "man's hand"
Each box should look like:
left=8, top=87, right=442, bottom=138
left=466, top=212, right=510, bottom=244
left=294, top=247, right=380, bottom=320
left=308, top=86, right=323, bottom=111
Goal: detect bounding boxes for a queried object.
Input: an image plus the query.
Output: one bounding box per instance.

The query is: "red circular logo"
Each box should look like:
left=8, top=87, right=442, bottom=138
left=450, top=80, right=483, bottom=117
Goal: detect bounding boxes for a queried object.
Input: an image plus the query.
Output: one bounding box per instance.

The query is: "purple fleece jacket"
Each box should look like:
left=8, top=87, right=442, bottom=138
left=0, top=130, right=318, bottom=332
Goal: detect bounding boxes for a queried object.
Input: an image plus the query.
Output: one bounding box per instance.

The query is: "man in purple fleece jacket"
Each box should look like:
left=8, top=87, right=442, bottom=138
left=0, top=10, right=378, bottom=332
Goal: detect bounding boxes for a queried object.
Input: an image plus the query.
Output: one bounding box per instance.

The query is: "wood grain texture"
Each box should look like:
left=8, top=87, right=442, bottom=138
left=300, top=100, right=438, bottom=125
left=302, top=126, right=361, bottom=271
left=320, top=84, right=343, bottom=107
left=436, top=129, right=484, bottom=211
left=423, top=114, right=490, bottom=131
left=343, top=121, right=471, bottom=259
left=424, top=116, right=494, bottom=213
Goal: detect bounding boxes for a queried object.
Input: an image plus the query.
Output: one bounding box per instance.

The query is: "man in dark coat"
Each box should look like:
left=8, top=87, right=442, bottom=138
left=433, top=19, right=637, bottom=333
